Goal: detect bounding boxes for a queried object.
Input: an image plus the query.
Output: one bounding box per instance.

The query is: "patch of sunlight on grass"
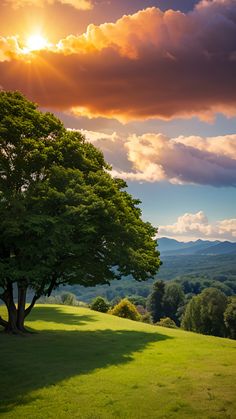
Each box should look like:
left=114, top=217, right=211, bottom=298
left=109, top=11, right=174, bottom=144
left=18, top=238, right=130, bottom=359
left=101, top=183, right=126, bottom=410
left=0, top=304, right=236, bottom=419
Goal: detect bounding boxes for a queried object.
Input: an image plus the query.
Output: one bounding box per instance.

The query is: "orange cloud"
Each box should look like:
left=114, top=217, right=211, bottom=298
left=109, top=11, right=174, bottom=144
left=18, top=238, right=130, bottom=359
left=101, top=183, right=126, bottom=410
left=4, top=0, right=92, bottom=10
left=57, top=7, right=167, bottom=59
left=0, top=36, right=24, bottom=62
left=1, top=1, right=236, bottom=121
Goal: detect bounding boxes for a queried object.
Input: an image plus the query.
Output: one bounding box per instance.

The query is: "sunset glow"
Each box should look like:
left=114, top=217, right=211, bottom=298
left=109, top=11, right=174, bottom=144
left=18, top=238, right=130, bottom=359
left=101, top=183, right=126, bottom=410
left=25, top=34, right=49, bottom=52
left=1, top=0, right=236, bottom=241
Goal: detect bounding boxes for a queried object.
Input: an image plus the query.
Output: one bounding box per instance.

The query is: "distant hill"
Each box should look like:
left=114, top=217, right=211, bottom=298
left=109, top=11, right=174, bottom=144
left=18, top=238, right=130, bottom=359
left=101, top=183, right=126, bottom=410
left=158, top=237, right=236, bottom=256
left=197, top=241, right=236, bottom=255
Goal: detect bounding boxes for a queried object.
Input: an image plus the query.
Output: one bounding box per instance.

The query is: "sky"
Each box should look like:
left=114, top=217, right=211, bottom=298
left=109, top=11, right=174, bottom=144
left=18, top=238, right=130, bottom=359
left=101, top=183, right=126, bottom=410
left=0, top=0, right=236, bottom=241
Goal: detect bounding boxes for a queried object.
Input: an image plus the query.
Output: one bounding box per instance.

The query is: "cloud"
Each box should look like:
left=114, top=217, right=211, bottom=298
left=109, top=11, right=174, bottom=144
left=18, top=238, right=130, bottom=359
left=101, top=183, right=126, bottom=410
left=4, top=0, right=92, bottom=10
left=84, top=131, right=236, bottom=187
left=159, top=211, right=236, bottom=241
left=175, top=134, right=236, bottom=161
left=0, top=36, right=23, bottom=62
left=0, top=0, right=236, bottom=120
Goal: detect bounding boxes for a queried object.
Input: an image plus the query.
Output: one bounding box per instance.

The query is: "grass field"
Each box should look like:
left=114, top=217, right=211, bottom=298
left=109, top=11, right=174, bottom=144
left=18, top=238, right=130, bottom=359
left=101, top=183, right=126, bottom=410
left=0, top=304, right=235, bottom=419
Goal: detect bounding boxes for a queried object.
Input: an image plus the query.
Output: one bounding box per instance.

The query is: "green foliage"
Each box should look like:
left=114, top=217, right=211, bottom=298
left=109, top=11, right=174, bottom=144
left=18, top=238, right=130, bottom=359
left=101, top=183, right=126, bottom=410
left=162, top=283, right=185, bottom=324
left=55, top=254, right=236, bottom=303
left=90, top=296, right=110, bottom=313
left=181, top=288, right=228, bottom=337
left=0, top=91, right=160, bottom=331
left=160, top=255, right=236, bottom=286
left=60, top=292, right=78, bottom=306
left=147, top=280, right=185, bottom=324
left=156, top=317, right=177, bottom=329
left=146, top=280, right=165, bottom=323
left=126, top=295, right=147, bottom=307
left=109, top=298, right=140, bottom=321
left=224, top=296, right=236, bottom=339
left=140, top=312, right=152, bottom=324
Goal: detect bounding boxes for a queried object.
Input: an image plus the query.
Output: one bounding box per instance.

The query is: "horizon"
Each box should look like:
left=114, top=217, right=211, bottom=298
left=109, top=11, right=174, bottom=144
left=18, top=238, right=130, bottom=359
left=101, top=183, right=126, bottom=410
left=158, top=236, right=236, bottom=244
left=0, top=0, right=235, bottom=242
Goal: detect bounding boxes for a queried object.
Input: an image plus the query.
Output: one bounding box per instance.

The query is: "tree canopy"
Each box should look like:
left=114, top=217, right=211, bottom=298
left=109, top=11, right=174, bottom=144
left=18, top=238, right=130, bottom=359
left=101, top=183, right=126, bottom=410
left=0, top=91, right=161, bottom=333
left=146, top=280, right=165, bottom=323
left=147, top=280, right=185, bottom=324
left=224, top=296, right=236, bottom=339
left=181, top=288, right=228, bottom=337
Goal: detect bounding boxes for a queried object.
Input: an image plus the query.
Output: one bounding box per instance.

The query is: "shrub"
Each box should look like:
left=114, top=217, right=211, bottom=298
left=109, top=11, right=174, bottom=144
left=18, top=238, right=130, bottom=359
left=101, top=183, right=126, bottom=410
left=61, top=292, right=78, bottom=306
left=90, top=296, right=110, bottom=313
left=109, top=298, right=140, bottom=321
left=156, top=317, right=177, bottom=328
left=141, top=312, right=152, bottom=324
left=135, top=305, right=147, bottom=315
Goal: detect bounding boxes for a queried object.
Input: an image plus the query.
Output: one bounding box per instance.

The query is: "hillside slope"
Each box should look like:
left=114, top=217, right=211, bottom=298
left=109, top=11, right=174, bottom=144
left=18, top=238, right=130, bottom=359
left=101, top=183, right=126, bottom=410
left=0, top=304, right=235, bottom=419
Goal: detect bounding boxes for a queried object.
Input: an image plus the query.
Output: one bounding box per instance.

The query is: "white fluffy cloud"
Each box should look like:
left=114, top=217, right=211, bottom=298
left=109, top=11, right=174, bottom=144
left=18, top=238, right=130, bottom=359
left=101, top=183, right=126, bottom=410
left=83, top=131, right=236, bottom=187
left=159, top=211, right=236, bottom=241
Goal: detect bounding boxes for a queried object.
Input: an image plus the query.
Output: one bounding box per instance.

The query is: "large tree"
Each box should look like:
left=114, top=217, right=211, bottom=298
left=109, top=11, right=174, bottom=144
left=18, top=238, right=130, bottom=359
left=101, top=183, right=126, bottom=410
left=181, top=288, right=228, bottom=337
left=0, top=91, right=161, bottom=333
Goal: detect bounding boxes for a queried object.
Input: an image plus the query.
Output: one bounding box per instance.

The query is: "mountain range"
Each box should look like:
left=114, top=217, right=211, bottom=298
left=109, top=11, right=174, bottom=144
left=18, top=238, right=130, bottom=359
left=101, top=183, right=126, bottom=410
left=158, top=237, right=236, bottom=256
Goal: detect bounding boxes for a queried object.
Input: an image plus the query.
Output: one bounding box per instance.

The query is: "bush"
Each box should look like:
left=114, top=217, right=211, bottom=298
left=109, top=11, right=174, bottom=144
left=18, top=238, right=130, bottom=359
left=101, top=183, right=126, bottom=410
left=109, top=298, right=140, bottom=321
left=156, top=317, right=177, bottom=328
left=135, top=305, right=147, bottom=315
left=90, top=296, right=110, bottom=313
left=61, top=292, right=78, bottom=306
left=141, top=312, right=152, bottom=324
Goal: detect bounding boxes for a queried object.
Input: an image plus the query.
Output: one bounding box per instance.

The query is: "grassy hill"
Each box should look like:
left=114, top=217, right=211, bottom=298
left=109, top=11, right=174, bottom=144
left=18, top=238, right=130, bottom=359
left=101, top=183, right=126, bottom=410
left=0, top=305, right=235, bottom=418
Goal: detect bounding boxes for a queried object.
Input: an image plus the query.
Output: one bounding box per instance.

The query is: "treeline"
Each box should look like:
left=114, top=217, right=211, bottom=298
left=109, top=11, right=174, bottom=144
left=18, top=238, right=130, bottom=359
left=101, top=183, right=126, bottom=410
left=58, top=254, right=236, bottom=303
left=44, top=281, right=236, bottom=339
left=146, top=280, right=236, bottom=339
left=89, top=283, right=236, bottom=339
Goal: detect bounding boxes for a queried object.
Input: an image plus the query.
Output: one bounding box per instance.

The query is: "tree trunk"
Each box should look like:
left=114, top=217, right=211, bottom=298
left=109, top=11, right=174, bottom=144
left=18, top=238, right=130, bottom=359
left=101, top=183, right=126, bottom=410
left=5, top=298, right=18, bottom=334
left=0, top=315, right=8, bottom=328
left=17, top=284, right=28, bottom=332
left=0, top=277, right=59, bottom=335
left=1, top=282, right=26, bottom=334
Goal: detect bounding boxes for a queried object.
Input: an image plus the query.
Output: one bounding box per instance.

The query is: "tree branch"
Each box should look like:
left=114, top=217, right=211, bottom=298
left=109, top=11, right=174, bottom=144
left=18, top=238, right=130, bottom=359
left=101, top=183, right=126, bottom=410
left=46, top=275, right=58, bottom=297
left=24, top=294, right=41, bottom=319
left=24, top=274, right=59, bottom=319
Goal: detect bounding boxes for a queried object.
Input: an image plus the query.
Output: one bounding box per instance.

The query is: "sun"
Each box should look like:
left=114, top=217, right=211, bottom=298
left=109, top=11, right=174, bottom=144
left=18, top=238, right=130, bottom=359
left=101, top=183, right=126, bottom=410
left=25, top=34, right=49, bottom=52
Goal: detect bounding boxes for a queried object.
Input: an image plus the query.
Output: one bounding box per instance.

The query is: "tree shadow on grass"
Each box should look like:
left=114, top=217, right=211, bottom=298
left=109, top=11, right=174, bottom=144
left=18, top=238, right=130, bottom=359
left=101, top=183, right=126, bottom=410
left=28, top=305, right=99, bottom=326
left=0, top=306, right=173, bottom=414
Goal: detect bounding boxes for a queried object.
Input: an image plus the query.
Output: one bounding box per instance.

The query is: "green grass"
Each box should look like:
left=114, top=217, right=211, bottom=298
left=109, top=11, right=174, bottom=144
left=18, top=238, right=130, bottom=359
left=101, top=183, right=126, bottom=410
left=0, top=305, right=236, bottom=418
